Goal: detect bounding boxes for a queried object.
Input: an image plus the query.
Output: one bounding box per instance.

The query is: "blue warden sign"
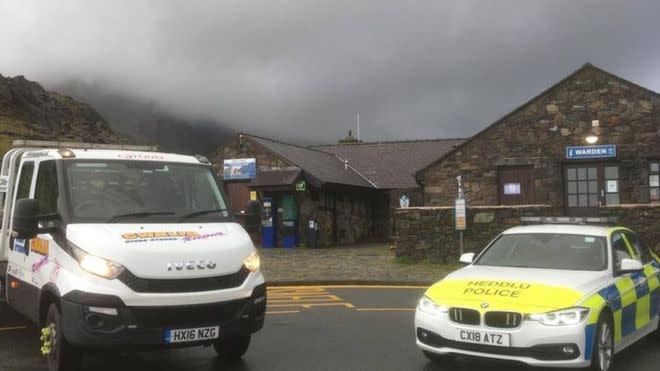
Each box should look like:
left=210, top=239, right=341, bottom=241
left=565, top=145, right=616, bottom=160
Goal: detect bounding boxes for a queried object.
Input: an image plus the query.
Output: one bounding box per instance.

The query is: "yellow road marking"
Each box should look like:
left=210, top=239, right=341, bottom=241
left=266, top=310, right=300, bottom=315
left=268, top=299, right=343, bottom=304
left=355, top=308, right=416, bottom=312
left=268, top=303, right=356, bottom=309
left=0, top=326, right=27, bottom=332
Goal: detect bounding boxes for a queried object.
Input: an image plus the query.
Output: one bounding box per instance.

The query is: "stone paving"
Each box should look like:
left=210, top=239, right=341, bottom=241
left=258, top=243, right=460, bottom=285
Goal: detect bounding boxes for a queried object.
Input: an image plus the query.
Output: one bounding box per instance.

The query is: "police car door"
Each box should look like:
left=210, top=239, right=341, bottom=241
left=622, top=232, right=659, bottom=327
left=6, top=159, right=37, bottom=320
left=609, top=230, right=651, bottom=347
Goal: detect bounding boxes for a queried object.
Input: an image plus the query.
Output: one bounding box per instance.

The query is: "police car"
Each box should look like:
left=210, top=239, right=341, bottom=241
left=415, top=218, right=660, bottom=371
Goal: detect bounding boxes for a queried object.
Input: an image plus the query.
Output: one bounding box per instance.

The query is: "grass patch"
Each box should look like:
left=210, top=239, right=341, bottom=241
left=392, top=256, right=417, bottom=265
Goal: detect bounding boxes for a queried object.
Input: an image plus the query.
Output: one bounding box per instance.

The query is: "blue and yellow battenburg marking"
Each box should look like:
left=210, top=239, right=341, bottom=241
left=580, top=229, right=660, bottom=361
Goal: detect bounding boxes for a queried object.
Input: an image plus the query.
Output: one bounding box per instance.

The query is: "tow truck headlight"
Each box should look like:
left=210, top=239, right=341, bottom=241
left=528, top=307, right=590, bottom=326
left=243, top=252, right=260, bottom=272
left=71, top=244, right=125, bottom=279
left=417, top=296, right=448, bottom=316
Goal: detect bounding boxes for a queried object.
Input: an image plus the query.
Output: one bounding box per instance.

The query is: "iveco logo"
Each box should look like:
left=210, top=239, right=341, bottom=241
left=480, top=302, right=489, bottom=309
left=167, top=259, right=217, bottom=271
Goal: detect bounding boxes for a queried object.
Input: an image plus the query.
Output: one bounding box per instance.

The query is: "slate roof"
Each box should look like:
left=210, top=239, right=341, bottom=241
left=249, top=167, right=302, bottom=188
left=245, top=134, right=466, bottom=190
left=314, top=139, right=466, bottom=189
left=246, top=135, right=374, bottom=188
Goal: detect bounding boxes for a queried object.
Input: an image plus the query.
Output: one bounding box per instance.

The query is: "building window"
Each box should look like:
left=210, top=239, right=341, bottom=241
left=604, top=166, right=619, bottom=205
left=650, top=161, right=660, bottom=202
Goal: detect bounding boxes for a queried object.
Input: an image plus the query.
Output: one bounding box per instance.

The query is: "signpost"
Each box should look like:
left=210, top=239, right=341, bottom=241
left=565, top=145, right=616, bottom=160
left=455, top=175, right=466, bottom=256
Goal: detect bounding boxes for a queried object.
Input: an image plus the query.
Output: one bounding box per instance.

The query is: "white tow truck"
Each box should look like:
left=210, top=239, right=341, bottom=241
left=0, top=140, right=266, bottom=371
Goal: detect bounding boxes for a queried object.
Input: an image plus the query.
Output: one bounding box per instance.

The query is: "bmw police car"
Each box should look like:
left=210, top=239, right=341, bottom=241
left=415, top=219, right=660, bottom=371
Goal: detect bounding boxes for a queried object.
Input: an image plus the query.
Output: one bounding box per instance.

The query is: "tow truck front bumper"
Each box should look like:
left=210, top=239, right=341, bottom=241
left=60, top=283, right=266, bottom=349
left=415, top=309, right=592, bottom=368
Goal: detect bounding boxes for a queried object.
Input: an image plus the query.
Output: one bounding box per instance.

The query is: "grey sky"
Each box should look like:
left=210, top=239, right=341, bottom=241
left=1, top=0, right=659, bottom=143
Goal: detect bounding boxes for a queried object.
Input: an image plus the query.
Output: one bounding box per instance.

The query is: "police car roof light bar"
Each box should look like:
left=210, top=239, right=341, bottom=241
left=12, top=140, right=158, bottom=152
left=520, top=216, right=617, bottom=225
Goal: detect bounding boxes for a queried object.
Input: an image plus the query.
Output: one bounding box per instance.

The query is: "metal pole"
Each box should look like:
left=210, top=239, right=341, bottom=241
left=459, top=230, right=464, bottom=256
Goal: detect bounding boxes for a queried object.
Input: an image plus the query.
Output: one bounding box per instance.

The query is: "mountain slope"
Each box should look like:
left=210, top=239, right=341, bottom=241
left=0, top=73, right=125, bottom=154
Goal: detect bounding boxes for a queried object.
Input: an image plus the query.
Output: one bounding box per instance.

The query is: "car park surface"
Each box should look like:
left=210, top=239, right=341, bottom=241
left=2, top=286, right=658, bottom=371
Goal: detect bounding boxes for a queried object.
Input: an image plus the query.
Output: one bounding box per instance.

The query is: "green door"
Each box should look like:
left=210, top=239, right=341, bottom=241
left=281, top=194, right=297, bottom=220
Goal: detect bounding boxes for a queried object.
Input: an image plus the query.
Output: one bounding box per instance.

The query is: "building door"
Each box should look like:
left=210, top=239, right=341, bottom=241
left=224, top=182, right=250, bottom=214
left=564, top=164, right=620, bottom=216
left=498, top=166, right=535, bottom=205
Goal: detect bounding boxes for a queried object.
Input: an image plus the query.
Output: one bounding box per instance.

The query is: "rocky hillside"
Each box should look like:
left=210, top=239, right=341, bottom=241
left=0, top=73, right=125, bottom=154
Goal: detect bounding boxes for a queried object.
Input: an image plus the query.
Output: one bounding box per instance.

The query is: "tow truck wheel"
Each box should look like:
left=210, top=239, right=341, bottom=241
left=213, top=335, right=251, bottom=360
left=589, top=313, right=614, bottom=371
left=44, top=303, right=81, bottom=371
left=422, top=350, right=455, bottom=363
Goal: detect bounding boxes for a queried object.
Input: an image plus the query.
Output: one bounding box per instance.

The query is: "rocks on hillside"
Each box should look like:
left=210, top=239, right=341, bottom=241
left=0, top=73, right=125, bottom=153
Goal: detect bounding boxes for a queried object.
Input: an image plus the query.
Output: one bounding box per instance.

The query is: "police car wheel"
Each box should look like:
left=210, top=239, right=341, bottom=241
left=45, top=303, right=81, bottom=371
left=422, top=350, right=455, bottom=363
left=590, top=314, right=614, bottom=371
left=213, top=335, right=251, bottom=360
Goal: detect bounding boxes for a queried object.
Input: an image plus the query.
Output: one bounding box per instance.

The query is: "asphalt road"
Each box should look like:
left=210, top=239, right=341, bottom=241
left=1, top=286, right=658, bottom=371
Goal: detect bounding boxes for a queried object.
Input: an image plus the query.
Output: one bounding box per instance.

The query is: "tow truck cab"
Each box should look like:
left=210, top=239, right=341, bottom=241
left=0, top=140, right=266, bottom=371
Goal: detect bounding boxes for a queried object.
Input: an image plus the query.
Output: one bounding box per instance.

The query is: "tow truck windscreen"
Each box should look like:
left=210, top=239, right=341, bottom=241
left=474, top=233, right=608, bottom=271
left=63, top=160, right=230, bottom=223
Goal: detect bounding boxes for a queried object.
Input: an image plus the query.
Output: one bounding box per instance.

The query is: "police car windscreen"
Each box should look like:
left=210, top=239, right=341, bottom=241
left=474, top=233, right=607, bottom=271
left=63, top=161, right=229, bottom=223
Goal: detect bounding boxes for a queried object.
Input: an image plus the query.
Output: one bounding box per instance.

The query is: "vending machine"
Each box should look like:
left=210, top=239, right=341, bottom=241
left=261, top=197, right=276, bottom=248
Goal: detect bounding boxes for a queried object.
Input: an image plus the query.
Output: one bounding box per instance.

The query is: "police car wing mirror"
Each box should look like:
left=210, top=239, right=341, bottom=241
left=618, top=258, right=643, bottom=275
left=12, top=198, right=40, bottom=240
left=459, top=253, right=475, bottom=264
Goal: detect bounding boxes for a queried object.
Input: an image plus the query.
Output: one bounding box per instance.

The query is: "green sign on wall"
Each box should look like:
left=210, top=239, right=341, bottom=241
left=295, top=180, right=306, bottom=192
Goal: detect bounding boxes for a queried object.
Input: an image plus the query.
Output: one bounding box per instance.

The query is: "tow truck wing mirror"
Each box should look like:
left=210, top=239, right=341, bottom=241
left=459, top=252, right=475, bottom=264
left=618, top=258, right=643, bottom=275
left=12, top=198, right=40, bottom=240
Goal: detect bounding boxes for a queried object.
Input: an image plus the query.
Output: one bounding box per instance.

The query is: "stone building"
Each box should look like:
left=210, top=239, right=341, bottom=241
left=213, top=134, right=464, bottom=247
left=419, top=63, right=659, bottom=212
left=396, top=63, right=660, bottom=260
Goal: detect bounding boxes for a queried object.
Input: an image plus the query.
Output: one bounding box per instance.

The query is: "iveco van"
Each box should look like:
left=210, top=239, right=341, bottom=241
left=0, top=140, right=266, bottom=371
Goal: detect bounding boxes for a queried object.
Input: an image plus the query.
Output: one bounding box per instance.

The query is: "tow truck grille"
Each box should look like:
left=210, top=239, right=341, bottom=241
left=117, top=266, right=250, bottom=293
left=484, top=311, right=522, bottom=328
left=448, top=308, right=480, bottom=325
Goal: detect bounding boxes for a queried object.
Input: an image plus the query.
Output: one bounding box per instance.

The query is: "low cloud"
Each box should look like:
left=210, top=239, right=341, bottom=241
left=1, top=0, right=659, bottom=144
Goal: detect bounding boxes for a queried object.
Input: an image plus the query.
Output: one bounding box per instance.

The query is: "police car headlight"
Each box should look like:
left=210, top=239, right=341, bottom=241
left=243, top=252, right=260, bottom=272
left=417, top=296, right=448, bottom=315
left=71, top=244, right=125, bottom=279
left=528, top=307, right=590, bottom=326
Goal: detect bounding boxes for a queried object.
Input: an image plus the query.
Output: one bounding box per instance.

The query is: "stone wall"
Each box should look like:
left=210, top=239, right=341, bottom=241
left=395, top=206, right=556, bottom=261
left=599, top=204, right=660, bottom=251
left=421, top=65, right=660, bottom=207
left=395, top=204, right=660, bottom=261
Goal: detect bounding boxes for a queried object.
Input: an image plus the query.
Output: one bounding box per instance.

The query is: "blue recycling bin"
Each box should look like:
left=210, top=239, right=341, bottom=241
left=282, top=220, right=297, bottom=248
